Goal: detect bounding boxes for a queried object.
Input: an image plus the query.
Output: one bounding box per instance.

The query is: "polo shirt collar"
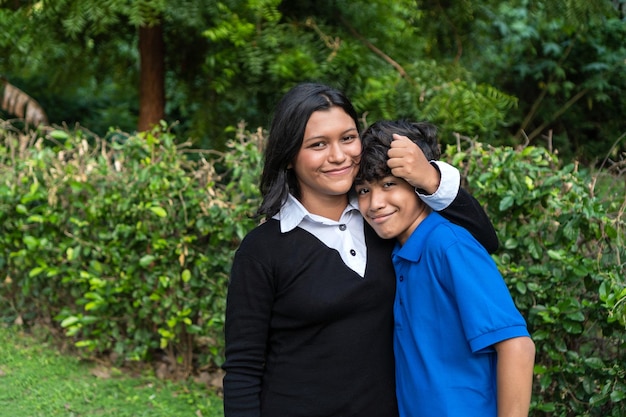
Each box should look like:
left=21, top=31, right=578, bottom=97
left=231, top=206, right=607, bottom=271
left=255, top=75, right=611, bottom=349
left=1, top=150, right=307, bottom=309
left=275, top=193, right=360, bottom=233
left=393, top=212, right=445, bottom=262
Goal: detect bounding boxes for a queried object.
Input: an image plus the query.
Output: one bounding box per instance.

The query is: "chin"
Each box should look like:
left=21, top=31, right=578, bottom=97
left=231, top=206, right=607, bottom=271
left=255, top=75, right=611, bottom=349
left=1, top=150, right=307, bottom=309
left=374, top=229, right=396, bottom=240
left=330, top=183, right=354, bottom=195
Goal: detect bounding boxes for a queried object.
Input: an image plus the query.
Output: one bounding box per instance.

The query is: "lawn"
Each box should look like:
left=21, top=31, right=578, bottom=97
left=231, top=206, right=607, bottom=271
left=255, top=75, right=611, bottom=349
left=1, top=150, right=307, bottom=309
left=0, top=326, right=224, bottom=417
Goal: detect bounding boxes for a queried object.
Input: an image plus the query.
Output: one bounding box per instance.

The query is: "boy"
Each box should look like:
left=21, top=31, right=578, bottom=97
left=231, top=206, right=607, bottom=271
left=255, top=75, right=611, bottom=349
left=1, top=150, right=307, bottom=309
left=354, top=120, right=536, bottom=417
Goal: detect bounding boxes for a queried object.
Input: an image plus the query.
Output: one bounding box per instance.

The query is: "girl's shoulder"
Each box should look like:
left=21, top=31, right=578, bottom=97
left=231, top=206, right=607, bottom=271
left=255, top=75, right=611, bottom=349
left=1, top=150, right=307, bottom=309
left=238, top=218, right=281, bottom=248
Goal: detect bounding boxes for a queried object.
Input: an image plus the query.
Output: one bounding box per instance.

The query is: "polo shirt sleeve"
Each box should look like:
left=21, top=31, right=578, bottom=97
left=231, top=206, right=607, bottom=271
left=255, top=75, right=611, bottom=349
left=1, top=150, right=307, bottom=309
left=441, top=231, right=529, bottom=353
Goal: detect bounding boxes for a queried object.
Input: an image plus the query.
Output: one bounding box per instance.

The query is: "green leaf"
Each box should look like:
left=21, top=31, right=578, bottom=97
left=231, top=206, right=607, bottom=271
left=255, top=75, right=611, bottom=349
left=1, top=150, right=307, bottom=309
left=565, top=311, right=585, bottom=322
left=182, top=269, right=191, bottom=283
left=74, top=340, right=96, bottom=348
left=504, top=238, right=518, bottom=249
left=60, top=316, right=81, bottom=328
left=28, top=267, right=45, bottom=278
left=23, top=235, right=38, bottom=250
left=149, top=206, right=167, bottom=218
left=599, top=281, right=608, bottom=301
left=547, top=250, right=565, bottom=260
left=49, top=130, right=70, bottom=140
left=535, top=402, right=556, bottom=412
left=499, top=195, right=515, bottom=211
left=584, top=357, right=605, bottom=369
left=604, top=225, right=617, bottom=239
left=539, top=374, right=553, bottom=390
left=562, top=321, right=582, bottom=334
left=139, top=255, right=156, bottom=267
left=610, top=389, right=626, bottom=403
left=589, top=393, right=608, bottom=406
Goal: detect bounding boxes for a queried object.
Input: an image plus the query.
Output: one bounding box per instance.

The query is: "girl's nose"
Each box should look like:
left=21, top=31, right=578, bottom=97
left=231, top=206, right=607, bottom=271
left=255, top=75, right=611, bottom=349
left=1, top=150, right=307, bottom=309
left=328, top=142, right=347, bottom=163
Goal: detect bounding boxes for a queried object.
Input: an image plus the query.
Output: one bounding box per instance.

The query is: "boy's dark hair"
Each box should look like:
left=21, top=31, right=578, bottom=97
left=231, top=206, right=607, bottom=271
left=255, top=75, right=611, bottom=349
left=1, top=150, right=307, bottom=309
left=356, top=120, right=440, bottom=183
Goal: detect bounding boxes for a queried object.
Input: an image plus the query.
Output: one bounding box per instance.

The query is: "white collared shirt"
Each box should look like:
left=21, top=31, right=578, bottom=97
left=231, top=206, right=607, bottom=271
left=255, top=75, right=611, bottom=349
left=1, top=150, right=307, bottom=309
left=273, top=161, right=460, bottom=277
left=275, top=194, right=368, bottom=277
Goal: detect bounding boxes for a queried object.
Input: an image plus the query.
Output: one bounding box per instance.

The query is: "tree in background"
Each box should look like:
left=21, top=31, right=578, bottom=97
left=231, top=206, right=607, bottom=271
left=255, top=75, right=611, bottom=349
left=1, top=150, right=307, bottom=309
left=417, top=0, right=626, bottom=162
left=201, top=0, right=518, bottom=147
left=0, top=0, right=624, bottom=161
left=0, top=0, right=170, bottom=132
left=0, top=0, right=522, bottom=148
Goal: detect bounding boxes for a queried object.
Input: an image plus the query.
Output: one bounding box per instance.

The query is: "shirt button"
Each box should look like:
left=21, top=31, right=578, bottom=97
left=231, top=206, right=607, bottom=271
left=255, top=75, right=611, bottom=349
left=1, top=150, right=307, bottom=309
left=399, top=275, right=404, bottom=282
left=339, top=224, right=347, bottom=231
left=350, top=249, right=356, bottom=256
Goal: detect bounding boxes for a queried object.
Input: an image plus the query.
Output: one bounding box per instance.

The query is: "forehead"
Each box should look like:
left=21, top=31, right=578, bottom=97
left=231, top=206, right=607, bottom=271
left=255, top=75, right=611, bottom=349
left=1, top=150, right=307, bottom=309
left=356, top=175, right=397, bottom=186
left=304, top=107, right=357, bottom=138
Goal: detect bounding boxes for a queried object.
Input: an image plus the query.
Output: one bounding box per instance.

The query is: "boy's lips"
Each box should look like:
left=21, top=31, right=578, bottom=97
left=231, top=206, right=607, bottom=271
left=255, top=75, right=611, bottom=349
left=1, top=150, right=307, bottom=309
left=369, top=211, right=395, bottom=223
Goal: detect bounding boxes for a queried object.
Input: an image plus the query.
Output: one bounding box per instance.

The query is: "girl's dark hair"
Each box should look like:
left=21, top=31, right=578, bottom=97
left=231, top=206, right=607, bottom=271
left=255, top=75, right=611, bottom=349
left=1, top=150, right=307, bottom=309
left=257, top=82, right=359, bottom=218
left=356, top=120, right=440, bottom=184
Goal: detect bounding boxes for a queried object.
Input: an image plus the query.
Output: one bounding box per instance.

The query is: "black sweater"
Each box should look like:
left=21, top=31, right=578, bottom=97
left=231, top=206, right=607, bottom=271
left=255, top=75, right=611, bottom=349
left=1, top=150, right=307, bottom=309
left=222, top=189, right=497, bottom=417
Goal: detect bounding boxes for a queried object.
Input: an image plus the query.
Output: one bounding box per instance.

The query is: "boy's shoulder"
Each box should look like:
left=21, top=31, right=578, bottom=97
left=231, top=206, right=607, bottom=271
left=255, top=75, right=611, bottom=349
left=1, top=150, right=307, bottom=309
left=424, top=212, right=483, bottom=249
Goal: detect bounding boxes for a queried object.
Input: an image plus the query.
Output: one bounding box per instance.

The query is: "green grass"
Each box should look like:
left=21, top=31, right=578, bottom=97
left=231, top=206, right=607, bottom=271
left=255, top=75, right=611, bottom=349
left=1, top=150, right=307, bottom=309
left=0, top=326, right=224, bottom=417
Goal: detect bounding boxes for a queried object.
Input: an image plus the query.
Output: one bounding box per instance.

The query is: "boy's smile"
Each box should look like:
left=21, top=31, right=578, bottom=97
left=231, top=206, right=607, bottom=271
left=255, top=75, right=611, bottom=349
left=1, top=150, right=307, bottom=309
left=355, top=175, right=429, bottom=245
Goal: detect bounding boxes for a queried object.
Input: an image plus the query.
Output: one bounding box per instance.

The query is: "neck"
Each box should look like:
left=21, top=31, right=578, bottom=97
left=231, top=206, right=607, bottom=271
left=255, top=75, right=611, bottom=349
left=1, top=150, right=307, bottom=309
left=299, top=194, right=349, bottom=221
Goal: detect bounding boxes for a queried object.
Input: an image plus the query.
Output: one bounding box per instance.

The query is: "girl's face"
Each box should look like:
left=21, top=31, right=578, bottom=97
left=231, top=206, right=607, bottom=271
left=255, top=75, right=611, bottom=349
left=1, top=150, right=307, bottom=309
left=291, top=106, right=361, bottom=210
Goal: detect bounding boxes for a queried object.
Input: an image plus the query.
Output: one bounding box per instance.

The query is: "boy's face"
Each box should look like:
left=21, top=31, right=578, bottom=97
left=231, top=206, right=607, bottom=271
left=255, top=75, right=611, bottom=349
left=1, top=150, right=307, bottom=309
left=355, top=175, right=428, bottom=245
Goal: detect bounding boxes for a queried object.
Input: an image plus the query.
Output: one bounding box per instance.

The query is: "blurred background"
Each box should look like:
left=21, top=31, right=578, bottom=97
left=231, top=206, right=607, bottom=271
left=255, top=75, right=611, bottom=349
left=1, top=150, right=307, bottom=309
left=1, top=0, right=624, bottom=164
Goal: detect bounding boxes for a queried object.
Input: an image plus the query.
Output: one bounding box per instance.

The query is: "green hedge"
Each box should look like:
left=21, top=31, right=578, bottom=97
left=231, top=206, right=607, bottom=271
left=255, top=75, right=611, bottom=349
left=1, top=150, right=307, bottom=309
left=1, top=120, right=624, bottom=415
left=0, top=121, right=262, bottom=373
left=449, top=142, right=626, bottom=416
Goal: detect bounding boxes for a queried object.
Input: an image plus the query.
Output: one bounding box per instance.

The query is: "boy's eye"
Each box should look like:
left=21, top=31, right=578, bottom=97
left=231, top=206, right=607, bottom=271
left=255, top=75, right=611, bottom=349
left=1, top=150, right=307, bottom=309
left=383, top=181, right=396, bottom=188
left=355, top=187, right=369, bottom=195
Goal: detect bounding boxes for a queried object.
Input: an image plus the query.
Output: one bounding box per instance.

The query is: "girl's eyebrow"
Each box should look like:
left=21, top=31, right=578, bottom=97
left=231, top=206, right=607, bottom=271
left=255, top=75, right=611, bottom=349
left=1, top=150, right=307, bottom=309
left=303, top=127, right=358, bottom=143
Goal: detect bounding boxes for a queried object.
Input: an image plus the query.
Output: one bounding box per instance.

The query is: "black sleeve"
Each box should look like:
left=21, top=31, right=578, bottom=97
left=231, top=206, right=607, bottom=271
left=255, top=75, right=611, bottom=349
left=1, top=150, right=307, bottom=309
left=223, top=246, right=274, bottom=417
left=438, top=187, right=499, bottom=254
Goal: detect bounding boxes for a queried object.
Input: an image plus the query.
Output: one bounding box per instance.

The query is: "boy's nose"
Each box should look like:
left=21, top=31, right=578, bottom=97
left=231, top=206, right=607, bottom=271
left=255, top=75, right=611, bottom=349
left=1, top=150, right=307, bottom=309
left=369, top=188, right=386, bottom=209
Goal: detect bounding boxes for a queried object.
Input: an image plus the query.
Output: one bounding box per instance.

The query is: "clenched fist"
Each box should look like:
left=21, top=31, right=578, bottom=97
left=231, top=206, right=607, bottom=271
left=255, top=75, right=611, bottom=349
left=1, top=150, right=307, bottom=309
left=387, top=134, right=440, bottom=194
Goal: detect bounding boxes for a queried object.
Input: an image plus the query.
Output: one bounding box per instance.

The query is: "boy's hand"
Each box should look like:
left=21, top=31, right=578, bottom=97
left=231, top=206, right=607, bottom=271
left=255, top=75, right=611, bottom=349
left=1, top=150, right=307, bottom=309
left=387, top=134, right=441, bottom=194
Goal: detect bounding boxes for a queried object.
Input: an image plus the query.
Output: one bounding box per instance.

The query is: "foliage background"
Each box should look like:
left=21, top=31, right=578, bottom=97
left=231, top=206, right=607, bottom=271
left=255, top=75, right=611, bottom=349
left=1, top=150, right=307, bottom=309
left=0, top=0, right=624, bottom=161
left=1, top=0, right=626, bottom=416
left=1, top=121, right=625, bottom=416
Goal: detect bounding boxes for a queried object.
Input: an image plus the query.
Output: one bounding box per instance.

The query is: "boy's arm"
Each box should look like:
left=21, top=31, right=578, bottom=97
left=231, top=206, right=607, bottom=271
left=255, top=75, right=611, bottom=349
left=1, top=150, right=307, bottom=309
left=494, top=337, right=536, bottom=417
left=388, top=134, right=499, bottom=253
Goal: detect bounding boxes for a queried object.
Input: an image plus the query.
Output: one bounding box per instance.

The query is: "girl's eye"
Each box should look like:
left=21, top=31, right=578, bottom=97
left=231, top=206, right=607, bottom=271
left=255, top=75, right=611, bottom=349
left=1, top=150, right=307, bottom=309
left=309, top=141, right=326, bottom=149
left=342, top=135, right=358, bottom=142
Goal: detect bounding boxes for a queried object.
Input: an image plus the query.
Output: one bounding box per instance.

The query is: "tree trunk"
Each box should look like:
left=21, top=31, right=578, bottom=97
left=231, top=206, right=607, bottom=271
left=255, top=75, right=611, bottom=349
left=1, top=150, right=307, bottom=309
left=138, top=23, right=165, bottom=132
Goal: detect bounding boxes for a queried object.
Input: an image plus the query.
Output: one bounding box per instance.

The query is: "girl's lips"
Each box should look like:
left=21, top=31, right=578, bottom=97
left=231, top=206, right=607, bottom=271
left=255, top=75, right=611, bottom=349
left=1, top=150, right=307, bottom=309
left=324, top=165, right=354, bottom=175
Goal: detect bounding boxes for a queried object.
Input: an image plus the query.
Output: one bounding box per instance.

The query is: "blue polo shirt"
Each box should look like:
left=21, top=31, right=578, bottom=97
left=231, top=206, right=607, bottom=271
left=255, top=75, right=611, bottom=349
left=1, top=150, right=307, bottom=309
left=392, top=212, right=529, bottom=417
